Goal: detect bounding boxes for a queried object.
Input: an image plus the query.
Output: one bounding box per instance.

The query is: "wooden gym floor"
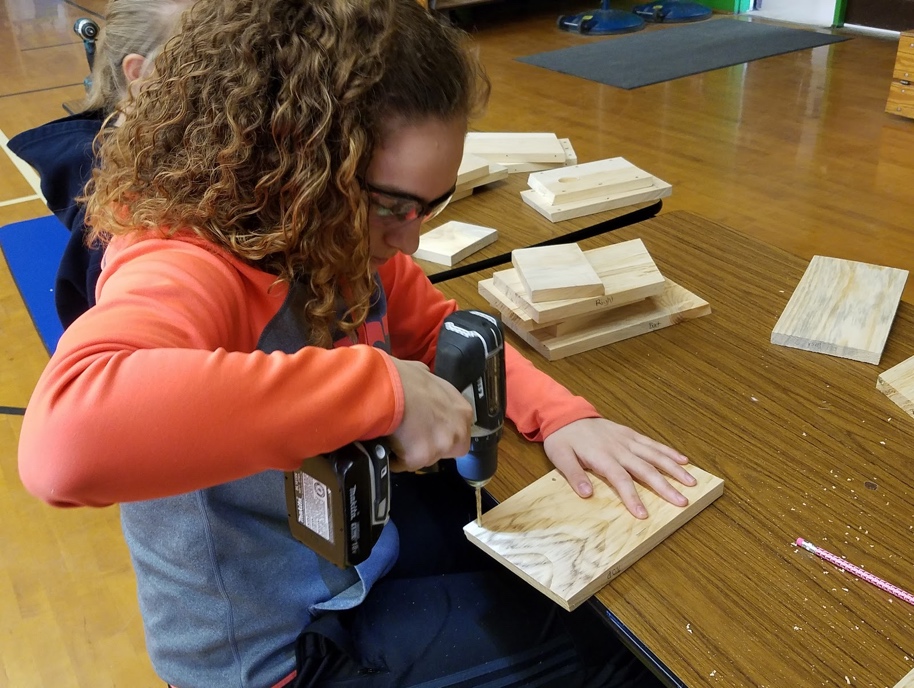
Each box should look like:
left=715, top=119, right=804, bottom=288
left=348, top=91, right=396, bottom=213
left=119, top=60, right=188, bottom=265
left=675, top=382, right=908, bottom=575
left=1, top=0, right=912, bottom=685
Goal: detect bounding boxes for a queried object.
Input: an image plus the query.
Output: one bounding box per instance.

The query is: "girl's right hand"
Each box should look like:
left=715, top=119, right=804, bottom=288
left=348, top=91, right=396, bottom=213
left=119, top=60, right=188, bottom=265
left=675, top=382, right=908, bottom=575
left=388, top=357, right=473, bottom=472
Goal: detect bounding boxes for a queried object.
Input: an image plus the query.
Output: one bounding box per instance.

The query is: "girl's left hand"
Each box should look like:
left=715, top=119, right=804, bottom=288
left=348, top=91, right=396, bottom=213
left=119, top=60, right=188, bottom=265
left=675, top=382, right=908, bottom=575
left=543, top=417, right=697, bottom=519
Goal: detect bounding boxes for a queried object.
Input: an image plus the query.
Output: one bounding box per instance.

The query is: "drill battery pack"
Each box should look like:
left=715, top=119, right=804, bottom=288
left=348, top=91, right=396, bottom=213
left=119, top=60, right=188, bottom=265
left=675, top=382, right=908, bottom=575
left=284, top=439, right=392, bottom=569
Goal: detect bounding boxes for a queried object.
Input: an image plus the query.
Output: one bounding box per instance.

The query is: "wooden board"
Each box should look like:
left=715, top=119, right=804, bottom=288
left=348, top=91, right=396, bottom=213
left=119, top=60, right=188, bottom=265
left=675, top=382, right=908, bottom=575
left=559, top=137, right=577, bottom=166
left=491, top=238, right=665, bottom=324
left=464, top=132, right=566, bottom=164
left=413, top=221, right=498, bottom=266
left=876, top=354, right=914, bottom=417
left=771, top=256, right=908, bottom=365
left=478, top=279, right=626, bottom=337
left=527, top=158, right=655, bottom=205
left=454, top=163, right=509, bottom=195
left=497, top=138, right=577, bottom=174
left=511, top=244, right=604, bottom=303
left=456, top=153, right=492, bottom=186
left=480, top=278, right=711, bottom=361
left=464, top=466, right=724, bottom=611
left=521, top=178, right=672, bottom=223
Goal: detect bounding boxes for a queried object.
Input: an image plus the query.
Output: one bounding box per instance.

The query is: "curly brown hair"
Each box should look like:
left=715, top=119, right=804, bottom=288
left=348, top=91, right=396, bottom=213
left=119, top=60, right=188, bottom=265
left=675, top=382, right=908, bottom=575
left=85, top=0, right=489, bottom=346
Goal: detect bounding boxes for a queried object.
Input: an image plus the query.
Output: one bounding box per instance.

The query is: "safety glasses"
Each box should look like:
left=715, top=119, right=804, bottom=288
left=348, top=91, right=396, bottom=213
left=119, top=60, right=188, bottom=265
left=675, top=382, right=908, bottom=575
left=362, top=180, right=456, bottom=225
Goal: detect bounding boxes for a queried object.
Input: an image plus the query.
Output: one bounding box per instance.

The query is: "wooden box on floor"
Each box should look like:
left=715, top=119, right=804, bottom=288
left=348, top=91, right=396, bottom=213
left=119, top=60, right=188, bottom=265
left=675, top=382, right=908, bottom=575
left=479, top=239, right=711, bottom=361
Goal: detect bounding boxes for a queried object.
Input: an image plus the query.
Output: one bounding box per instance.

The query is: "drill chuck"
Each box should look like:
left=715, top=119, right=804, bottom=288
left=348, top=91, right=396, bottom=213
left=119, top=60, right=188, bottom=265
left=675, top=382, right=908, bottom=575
left=456, top=434, right=499, bottom=487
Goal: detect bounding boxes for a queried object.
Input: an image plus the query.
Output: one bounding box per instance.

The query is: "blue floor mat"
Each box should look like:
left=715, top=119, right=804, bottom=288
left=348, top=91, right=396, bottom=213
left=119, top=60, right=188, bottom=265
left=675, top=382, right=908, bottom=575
left=0, top=215, right=68, bottom=353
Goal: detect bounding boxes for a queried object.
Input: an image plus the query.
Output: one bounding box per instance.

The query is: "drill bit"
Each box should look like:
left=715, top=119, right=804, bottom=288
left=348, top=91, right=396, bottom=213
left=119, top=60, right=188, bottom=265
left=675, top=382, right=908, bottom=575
left=475, top=486, right=482, bottom=526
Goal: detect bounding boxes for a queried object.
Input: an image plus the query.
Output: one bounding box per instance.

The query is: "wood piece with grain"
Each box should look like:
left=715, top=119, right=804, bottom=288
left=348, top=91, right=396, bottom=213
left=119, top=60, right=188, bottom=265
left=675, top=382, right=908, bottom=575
left=527, top=158, right=655, bottom=205
left=481, top=278, right=711, bottom=361
left=876, top=354, right=914, bottom=417
left=456, top=153, right=492, bottom=187
left=464, top=466, right=724, bottom=611
left=464, top=132, right=566, bottom=164
left=521, top=177, right=672, bottom=223
left=492, top=238, right=665, bottom=324
left=480, top=278, right=631, bottom=338
left=771, top=256, right=908, bottom=365
left=559, top=137, right=577, bottom=166
left=453, top=163, right=509, bottom=198
left=511, top=244, right=604, bottom=303
left=413, top=221, right=498, bottom=267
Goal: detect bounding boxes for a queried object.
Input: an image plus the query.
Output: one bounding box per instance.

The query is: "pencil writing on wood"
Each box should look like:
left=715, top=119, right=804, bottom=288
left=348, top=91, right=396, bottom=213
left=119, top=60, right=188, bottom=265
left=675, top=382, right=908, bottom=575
left=795, top=538, right=914, bottom=607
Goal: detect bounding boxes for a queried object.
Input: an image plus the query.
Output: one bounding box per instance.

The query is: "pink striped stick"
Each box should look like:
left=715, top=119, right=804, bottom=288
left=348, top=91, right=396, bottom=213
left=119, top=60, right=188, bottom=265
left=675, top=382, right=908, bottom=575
left=796, top=538, right=914, bottom=608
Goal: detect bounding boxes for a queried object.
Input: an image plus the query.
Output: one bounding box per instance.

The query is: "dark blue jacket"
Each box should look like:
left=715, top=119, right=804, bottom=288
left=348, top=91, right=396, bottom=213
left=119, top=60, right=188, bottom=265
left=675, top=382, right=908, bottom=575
left=8, top=110, right=106, bottom=329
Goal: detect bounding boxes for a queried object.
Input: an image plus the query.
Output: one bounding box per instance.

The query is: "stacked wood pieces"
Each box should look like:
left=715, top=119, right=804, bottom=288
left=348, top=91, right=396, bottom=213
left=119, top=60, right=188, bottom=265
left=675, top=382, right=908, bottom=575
left=414, top=221, right=498, bottom=266
left=877, top=356, right=914, bottom=417
left=463, top=132, right=577, bottom=174
left=521, top=157, right=672, bottom=223
left=464, top=466, right=724, bottom=611
left=478, top=239, right=711, bottom=361
left=771, top=256, right=908, bottom=365
left=451, top=152, right=509, bottom=202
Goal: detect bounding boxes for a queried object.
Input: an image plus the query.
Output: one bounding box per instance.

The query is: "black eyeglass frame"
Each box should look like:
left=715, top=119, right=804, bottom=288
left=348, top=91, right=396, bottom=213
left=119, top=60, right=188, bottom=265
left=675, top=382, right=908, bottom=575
left=361, top=179, right=457, bottom=224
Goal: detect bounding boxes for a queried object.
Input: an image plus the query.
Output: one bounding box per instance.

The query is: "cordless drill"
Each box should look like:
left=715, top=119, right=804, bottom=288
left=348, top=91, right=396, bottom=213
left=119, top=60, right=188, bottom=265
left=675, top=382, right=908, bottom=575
left=285, top=310, right=506, bottom=568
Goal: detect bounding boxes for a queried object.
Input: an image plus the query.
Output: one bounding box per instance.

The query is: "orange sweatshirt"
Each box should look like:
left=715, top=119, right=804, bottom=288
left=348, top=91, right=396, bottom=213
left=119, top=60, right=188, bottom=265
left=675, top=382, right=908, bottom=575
left=18, top=234, right=600, bottom=508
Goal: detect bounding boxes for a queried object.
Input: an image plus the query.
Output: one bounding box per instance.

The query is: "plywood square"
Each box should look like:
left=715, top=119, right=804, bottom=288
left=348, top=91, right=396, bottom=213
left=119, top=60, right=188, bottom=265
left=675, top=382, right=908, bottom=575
left=414, top=222, right=498, bottom=266
left=527, top=158, right=655, bottom=205
left=465, top=466, right=724, bottom=611
left=511, top=244, right=604, bottom=303
left=481, top=278, right=711, bottom=361
left=877, top=354, right=914, bottom=417
left=771, top=256, right=908, bottom=365
left=521, top=178, right=672, bottom=223
left=492, top=239, right=665, bottom=324
left=464, top=132, right=566, bottom=164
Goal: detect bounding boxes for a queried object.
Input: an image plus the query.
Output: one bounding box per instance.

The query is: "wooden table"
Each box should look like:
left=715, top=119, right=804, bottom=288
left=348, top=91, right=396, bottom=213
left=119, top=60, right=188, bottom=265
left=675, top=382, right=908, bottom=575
left=437, top=211, right=914, bottom=688
left=415, top=173, right=662, bottom=283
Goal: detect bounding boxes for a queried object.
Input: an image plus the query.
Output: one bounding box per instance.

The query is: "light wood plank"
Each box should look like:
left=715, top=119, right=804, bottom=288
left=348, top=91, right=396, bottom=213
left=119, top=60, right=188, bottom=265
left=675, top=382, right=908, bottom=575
left=464, top=466, right=724, bottom=611
left=558, top=137, right=577, bottom=166
left=521, top=178, right=672, bottom=223
left=876, top=354, right=914, bottom=417
left=491, top=238, right=665, bottom=324
left=511, top=244, right=603, bottom=303
left=464, top=132, right=566, bottom=163
left=482, top=278, right=711, bottom=361
left=771, top=256, right=908, bottom=365
left=454, top=163, right=509, bottom=194
left=527, top=158, right=655, bottom=205
left=413, top=221, right=498, bottom=266
left=456, top=152, right=492, bottom=186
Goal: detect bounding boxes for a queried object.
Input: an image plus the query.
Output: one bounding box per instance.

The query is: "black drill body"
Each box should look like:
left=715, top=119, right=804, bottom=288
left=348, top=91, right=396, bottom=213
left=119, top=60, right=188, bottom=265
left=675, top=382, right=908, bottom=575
left=285, top=310, right=506, bottom=568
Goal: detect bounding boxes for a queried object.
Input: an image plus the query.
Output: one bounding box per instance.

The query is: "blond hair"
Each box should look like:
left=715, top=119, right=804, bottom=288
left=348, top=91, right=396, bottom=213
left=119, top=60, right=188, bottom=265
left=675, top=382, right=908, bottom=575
left=85, top=0, right=489, bottom=347
left=84, top=0, right=191, bottom=113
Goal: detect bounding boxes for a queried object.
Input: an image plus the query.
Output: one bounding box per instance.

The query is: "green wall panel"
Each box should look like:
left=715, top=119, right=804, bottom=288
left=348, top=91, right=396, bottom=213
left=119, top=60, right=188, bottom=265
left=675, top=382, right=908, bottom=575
left=700, top=0, right=752, bottom=12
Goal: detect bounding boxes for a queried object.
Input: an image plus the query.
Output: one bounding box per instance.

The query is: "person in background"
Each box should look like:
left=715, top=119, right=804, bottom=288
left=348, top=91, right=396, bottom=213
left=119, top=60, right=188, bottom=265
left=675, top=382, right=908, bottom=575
left=8, top=0, right=191, bottom=329
left=18, top=1, right=696, bottom=686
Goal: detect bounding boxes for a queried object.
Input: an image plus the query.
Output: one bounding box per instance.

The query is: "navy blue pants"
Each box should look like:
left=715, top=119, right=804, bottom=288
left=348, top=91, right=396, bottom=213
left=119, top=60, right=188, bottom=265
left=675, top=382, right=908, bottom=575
left=292, top=463, right=665, bottom=688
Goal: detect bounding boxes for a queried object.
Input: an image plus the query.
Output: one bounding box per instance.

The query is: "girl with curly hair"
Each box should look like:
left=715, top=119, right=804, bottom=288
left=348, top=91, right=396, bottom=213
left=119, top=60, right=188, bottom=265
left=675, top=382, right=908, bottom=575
left=19, top=1, right=695, bottom=686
